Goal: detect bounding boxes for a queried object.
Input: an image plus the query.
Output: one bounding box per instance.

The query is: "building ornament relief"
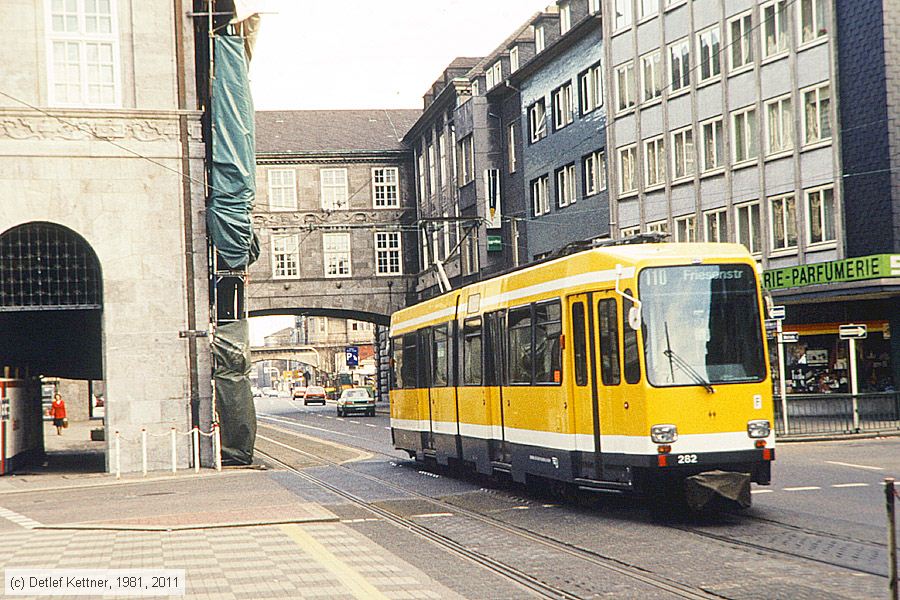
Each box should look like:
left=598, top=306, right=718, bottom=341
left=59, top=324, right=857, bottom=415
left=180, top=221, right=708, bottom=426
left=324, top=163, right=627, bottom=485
left=0, top=113, right=202, bottom=143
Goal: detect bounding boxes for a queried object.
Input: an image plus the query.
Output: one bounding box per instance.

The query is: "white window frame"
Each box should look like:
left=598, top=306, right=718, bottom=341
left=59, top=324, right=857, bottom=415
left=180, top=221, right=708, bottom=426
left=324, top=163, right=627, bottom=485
left=271, top=233, right=300, bottom=279
left=696, top=26, right=721, bottom=82
left=769, top=193, right=798, bottom=251
left=532, top=175, right=550, bottom=217
left=728, top=11, right=753, bottom=72
left=669, top=38, right=691, bottom=93
left=472, top=79, right=480, bottom=96
left=647, top=221, right=668, bottom=234
left=805, top=185, right=835, bottom=245
left=552, top=82, right=574, bottom=130
left=320, top=168, right=349, bottom=210
left=323, top=232, right=352, bottom=278
left=765, top=94, right=794, bottom=155
left=46, top=0, right=121, bottom=107
left=799, top=0, right=827, bottom=45
left=427, top=143, right=436, bottom=196
left=579, top=61, right=603, bottom=114
left=731, top=107, right=758, bottom=164
left=802, top=83, right=832, bottom=145
left=486, top=60, right=502, bottom=89
left=560, top=0, right=571, bottom=34
left=456, top=135, right=475, bottom=186
left=583, top=150, right=607, bottom=196
left=375, top=231, right=402, bottom=275
left=268, top=169, right=297, bottom=211
left=372, top=167, right=399, bottom=208
left=704, top=209, right=728, bottom=242
left=674, top=215, right=696, bottom=242
left=508, top=124, right=517, bottom=173
left=639, top=0, right=657, bottom=20
left=438, top=134, right=447, bottom=187
left=615, top=61, right=636, bottom=113
left=535, top=24, right=546, bottom=53
left=641, top=50, right=662, bottom=102
left=620, top=226, right=640, bottom=238
left=736, top=201, right=762, bottom=254
left=589, top=0, right=601, bottom=14
left=618, top=145, right=637, bottom=195
left=529, top=99, right=547, bottom=143
left=701, top=117, right=724, bottom=172
left=510, top=46, right=520, bottom=72
left=671, top=126, right=695, bottom=181
left=761, top=0, right=790, bottom=59
left=556, top=163, right=577, bottom=208
left=417, top=151, right=426, bottom=200
left=614, top=0, right=633, bottom=30
left=644, top=136, right=665, bottom=188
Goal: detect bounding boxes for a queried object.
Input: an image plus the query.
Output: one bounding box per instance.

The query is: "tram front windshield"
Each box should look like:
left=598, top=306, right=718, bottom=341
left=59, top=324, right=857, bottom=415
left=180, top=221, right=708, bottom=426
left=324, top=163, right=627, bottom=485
left=638, top=264, right=766, bottom=387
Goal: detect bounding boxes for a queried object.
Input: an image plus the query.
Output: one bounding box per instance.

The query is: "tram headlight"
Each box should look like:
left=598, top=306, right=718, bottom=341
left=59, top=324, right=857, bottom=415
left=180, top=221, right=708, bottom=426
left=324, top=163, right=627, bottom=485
left=650, top=424, right=678, bottom=444
left=747, top=420, right=771, bottom=438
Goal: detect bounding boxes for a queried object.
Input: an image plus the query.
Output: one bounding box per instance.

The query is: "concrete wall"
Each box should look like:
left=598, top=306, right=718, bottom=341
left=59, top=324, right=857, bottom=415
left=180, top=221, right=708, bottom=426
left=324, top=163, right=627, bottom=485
left=0, top=0, right=211, bottom=472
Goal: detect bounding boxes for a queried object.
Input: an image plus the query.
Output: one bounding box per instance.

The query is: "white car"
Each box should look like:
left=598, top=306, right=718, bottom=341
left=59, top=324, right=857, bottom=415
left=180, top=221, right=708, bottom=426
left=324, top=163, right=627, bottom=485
left=336, top=388, right=375, bottom=417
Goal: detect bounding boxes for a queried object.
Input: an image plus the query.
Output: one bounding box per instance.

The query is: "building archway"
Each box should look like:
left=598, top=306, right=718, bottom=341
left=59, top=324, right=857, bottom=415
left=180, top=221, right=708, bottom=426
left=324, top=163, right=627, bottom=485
left=0, top=222, right=104, bottom=473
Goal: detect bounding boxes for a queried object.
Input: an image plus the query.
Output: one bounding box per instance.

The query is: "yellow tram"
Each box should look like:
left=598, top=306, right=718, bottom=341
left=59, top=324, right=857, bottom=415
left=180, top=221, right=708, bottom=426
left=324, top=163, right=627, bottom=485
left=389, top=242, right=775, bottom=505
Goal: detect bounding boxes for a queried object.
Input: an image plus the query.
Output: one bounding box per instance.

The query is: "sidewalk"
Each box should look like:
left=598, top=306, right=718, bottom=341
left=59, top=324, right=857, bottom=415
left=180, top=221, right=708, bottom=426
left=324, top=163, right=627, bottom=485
left=0, top=422, right=459, bottom=599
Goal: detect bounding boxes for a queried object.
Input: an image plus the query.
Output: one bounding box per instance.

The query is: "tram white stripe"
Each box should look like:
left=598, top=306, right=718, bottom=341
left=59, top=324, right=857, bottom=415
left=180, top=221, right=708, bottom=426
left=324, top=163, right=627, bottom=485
left=391, top=420, right=771, bottom=454
left=0, top=507, right=42, bottom=529
left=390, top=266, right=634, bottom=335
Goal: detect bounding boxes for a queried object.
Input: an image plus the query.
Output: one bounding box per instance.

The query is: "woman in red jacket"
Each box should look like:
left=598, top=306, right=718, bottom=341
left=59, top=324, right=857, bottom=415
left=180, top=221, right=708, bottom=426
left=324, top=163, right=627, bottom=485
left=49, top=393, right=67, bottom=435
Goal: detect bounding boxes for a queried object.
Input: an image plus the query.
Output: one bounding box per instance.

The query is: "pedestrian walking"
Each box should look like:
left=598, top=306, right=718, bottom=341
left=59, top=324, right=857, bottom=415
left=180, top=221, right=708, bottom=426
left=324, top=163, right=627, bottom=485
left=49, top=393, right=67, bottom=435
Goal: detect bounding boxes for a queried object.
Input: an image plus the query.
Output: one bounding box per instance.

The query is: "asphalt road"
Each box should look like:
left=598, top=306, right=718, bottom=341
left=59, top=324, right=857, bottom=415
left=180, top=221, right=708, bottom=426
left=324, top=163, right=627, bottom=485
left=255, top=393, right=900, bottom=546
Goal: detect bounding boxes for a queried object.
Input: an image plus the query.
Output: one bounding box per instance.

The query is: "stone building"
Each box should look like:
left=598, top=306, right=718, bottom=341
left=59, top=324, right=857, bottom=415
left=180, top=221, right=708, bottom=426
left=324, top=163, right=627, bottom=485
left=250, top=110, right=420, bottom=322
left=0, top=0, right=210, bottom=472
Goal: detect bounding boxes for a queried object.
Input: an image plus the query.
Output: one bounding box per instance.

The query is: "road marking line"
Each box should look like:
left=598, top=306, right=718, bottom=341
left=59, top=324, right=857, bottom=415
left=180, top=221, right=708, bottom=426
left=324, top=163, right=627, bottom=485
left=340, top=518, right=380, bottom=523
left=384, top=427, right=391, bottom=430
left=258, top=415, right=372, bottom=442
left=783, top=486, right=821, bottom=491
left=825, top=460, right=884, bottom=471
left=511, top=505, right=530, bottom=510
left=832, top=483, right=869, bottom=488
left=411, top=512, right=453, bottom=519
left=280, top=524, right=390, bottom=600
left=0, top=507, right=42, bottom=529
left=750, top=489, right=774, bottom=494
left=348, top=421, right=359, bottom=424
left=365, top=424, right=376, bottom=428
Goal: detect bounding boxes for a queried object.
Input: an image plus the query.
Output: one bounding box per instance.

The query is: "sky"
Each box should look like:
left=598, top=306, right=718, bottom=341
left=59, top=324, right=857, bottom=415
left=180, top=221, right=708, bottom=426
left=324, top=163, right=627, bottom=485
left=249, top=0, right=552, bottom=110
left=248, top=0, right=551, bottom=343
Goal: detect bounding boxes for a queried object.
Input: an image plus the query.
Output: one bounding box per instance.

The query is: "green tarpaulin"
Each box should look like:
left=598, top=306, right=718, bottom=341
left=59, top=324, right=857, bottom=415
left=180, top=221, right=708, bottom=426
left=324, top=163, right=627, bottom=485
left=212, top=320, right=256, bottom=465
left=207, top=35, right=257, bottom=269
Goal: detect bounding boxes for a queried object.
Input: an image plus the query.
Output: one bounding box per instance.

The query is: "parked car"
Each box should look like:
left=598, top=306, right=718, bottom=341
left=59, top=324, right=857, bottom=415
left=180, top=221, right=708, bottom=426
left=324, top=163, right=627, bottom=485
left=337, top=388, right=375, bottom=417
left=291, top=385, right=306, bottom=400
left=302, top=385, right=327, bottom=406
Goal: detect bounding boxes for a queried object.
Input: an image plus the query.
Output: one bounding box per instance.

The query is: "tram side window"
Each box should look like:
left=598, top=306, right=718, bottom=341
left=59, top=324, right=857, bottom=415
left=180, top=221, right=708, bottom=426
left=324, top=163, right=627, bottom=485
left=534, top=300, right=562, bottom=384
left=597, top=298, right=621, bottom=385
left=484, top=311, right=502, bottom=386
left=462, top=319, right=483, bottom=385
left=432, top=323, right=450, bottom=387
left=622, top=290, right=641, bottom=384
left=507, top=307, right=532, bottom=384
left=572, top=302, right=588, bottom=386
left=391, top=334, right=419, bottom=389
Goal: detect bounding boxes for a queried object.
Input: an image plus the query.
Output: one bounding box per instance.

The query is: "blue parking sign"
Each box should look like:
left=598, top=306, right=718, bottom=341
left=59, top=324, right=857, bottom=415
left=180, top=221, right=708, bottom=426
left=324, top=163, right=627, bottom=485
left=345, top=346, right=359, bottom=367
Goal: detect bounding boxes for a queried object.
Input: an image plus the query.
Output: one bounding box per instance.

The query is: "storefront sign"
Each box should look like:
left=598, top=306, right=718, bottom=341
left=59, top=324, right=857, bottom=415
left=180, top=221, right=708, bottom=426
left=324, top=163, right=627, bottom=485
left=762, top=254, right=900, bottom=290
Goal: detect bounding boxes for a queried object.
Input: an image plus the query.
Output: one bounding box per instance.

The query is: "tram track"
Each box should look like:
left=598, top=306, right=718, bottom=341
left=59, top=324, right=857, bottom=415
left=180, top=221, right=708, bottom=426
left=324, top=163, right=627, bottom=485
left=257, top=414, right=892, bottom=587
left=256, top=420, right=725, bottom=600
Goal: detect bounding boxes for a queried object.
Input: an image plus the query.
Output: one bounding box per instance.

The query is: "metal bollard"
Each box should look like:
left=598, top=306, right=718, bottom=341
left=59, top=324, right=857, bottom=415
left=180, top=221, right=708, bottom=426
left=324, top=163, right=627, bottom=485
left=114, top=430, right=121, bottom=480
left=192, top=427, right=200, bottom=473
left=213, top=423, right=222, bottom=472
left=887, top=478, right=898, bottom=600
left=170, top=428, right=177, bottom=474
left=141, top=428, right=148, bottom=477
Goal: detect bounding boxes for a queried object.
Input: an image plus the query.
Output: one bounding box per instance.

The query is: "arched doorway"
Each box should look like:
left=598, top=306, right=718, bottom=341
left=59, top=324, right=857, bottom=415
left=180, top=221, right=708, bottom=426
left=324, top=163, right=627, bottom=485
left=0, top=222, right=104, bottom=473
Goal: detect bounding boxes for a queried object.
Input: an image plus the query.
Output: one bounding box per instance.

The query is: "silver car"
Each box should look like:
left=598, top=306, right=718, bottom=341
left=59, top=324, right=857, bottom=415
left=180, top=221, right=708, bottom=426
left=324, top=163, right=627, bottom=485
left=337, top=388, right=375, bottom=417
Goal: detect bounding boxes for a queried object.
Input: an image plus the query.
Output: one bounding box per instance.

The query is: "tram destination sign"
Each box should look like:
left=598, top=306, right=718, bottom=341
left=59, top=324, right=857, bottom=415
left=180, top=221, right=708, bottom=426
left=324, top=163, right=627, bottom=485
left=839, top=324, right=867, bottom=340
left=763, top=254, right=900, bottom=290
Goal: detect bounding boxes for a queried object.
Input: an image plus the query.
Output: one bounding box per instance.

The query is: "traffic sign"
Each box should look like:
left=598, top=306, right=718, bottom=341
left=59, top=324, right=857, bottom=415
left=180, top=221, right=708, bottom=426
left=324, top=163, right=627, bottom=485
left=839, top=324, right=867, bottom=340
left=780, top=332, right=799, bottom=343
left=769, top=305, right=786, bottom=320
left=764, top=319, right=778, bottom=339
left=345, top=346, right=359, bottom=367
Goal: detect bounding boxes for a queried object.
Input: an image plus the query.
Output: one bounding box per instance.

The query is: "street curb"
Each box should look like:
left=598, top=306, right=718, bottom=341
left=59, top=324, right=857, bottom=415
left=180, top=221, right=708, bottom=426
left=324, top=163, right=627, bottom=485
left=37, top=515, right=340, bottom=532
left=777, top=429, right=900, bottom=443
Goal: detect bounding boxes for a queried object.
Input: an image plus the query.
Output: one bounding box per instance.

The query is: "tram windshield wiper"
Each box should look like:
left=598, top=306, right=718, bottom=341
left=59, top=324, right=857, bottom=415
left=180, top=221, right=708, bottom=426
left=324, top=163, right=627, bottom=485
left=663, top=323, right=715, bottom=394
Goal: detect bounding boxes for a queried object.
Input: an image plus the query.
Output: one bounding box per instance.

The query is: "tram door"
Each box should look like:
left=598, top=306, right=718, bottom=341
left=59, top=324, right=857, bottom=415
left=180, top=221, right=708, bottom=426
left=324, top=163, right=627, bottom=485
left=592, top=293, right=623, bottom=479
left=420, top=328, right=435, bottom=452
left=568, top=294, right=600, bottom=479
left=484, top=311, right=509, bottom=464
